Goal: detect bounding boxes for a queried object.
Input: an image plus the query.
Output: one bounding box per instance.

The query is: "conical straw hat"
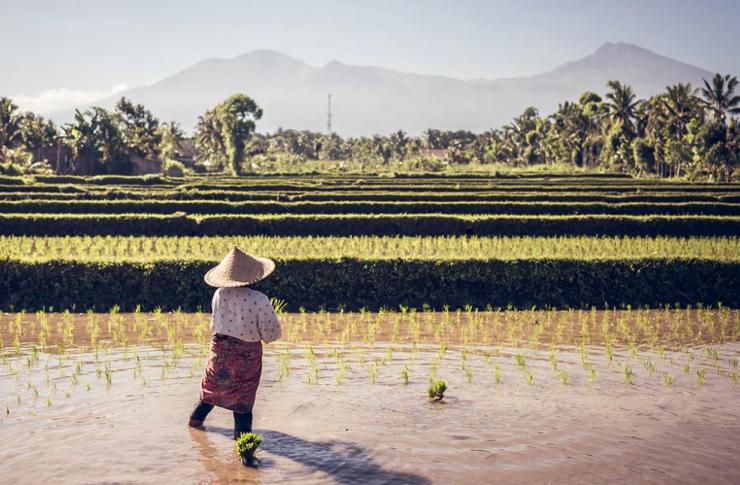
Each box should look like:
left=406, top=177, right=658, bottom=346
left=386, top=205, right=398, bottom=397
left=204, top=247, right=275, bottom=288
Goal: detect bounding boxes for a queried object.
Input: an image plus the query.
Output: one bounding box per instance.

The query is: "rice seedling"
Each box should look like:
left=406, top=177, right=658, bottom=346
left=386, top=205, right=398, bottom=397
left=428, top=379, right=447, bottom=400
left=621, top=363, right=633, bottom=385
left=437, top=342, right=448, bottom=360
left=368, top=362, right=378, bottom=384
left=235, top=432, right=263, bottom=467
left=335, top=360, right=347, bottom=386
left=104, top=363, right=112, bottom=385
left=730, top=357, right=738, bottom=371
left=525, top=367, right=535, bottom=385
left=696, top=369, right=706, bottom=387
left=401, top=365, right=410, bottom=384
left=661, top=373, right=673, bottom=387
left=277, top=350, right=290, bottom=383
left=493, top=363, right=502, bottom=384
left=464, top=366, right=473, bottom=384
left=549, top=349, right=559, bottom=371
left=558, top=368, right=569, bottom=385
left=306, top=362, right=319, bottom=385
left=642, top=359, right=656, bottom=377
left=729, top=371, right=738, bottom=384
left=683, top=363, right=691, bottom=375
left=588, top=365, right=597, bottom=384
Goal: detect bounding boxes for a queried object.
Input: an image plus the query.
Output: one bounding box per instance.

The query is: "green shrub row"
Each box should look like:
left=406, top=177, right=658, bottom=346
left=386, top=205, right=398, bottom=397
left=0, top=213, right=737, bottom=236
left=1, top=199, right=738, bottom=216
left=0, top=184, right=87, bottom=193
left=30, top=174, right=173, bottom=185
left=178, top=182, right=740, bottom=193
left=2, top=190, right=739, bottom=204
left=0, top=175, right=28, bottom=185
left=1, top=258, right=736, bottom=311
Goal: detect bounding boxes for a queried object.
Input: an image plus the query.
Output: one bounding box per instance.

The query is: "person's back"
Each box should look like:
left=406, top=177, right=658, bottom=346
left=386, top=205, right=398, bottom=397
left=188, top=248, right=280, bottom=466
left=210, top=287, right=281, bottom=343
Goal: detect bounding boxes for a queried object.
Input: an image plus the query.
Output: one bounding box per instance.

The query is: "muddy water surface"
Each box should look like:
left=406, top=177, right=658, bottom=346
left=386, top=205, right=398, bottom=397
left=1, top=310, right=739, bottom=484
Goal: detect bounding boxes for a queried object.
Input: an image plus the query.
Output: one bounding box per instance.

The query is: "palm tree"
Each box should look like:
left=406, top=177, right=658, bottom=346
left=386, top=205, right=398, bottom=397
left=0, top=97, right=22, bottom=148
left=604, top=80, right=640, bottom=134
left=700, top=73, right=740, bottom=122
left=158, top=121, right=184, bottom=162
left=663, top=83, right=698, bottom=137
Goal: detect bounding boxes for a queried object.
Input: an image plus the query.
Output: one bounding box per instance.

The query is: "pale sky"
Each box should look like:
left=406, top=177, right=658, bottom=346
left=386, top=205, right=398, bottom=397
left=2, top=0, right=739, bottom=111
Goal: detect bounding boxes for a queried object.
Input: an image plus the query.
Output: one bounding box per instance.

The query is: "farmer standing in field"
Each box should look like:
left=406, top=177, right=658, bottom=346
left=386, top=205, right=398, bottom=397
left=188, top=247, right=281, bottom=445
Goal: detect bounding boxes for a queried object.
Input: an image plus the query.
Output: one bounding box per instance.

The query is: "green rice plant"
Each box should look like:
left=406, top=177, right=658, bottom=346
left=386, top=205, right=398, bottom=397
left=335, top=361, right=347, bottom=386
left=642, top=359, right=656, bottom=377
left=730, top=371, right=738, bottom=384
left=730, top=357, right=738, bottom=371
left=515, top=353, right=526, bottom=369
left=104, top=363, right=112, bottom=385
left=549, top=349, right=558, bottom=371
left=368, top=362, right=378, bottom=384
left=493, top=363, right=502, bottom=384
left=307, top=362, right=319, bottom=384
left=588, top=365, right=597, bottom=384
left=235, top=432, right=263, bottom=467
left=696, top=368, right=706, bottom=387
left=558, top=368, right=569, bottom=385
left=45, top=397, right=52, bottom=408
left=401, top=364, right=410, bottom=384
left=428, top=379, right=447, bottom=400
left=525, top=367, right=534, bottom=385
left=277, top=350, right=290, bottom=382
left=706, top=347, right=719, bottom=362
left=683, top=363, right=691, bottom=375
left=621, top=363, right=633, bottom=385
left=270, top=297, right=287, bottom=315
left=464, top=366, right=473, bottom=384
left=437, top=342, right=448, bottom=360
left=661, top=373, right=673, bottom=387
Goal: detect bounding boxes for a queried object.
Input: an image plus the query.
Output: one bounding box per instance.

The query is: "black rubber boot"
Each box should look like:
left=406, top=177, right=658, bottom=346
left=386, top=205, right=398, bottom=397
left=233, top=411, right=253, bottom=440
left=189, top=400, right=214, bottom=429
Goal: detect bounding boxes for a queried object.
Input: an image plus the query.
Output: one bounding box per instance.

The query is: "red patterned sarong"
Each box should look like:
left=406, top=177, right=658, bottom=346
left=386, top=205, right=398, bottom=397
left=200, top=334, right=262, bottom=413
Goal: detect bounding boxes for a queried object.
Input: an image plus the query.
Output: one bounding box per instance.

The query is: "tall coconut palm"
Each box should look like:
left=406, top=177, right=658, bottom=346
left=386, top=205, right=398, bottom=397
left=604, top=80, right=640, bottom=135
left=700, top=73, right=740, bottom=122
left=663, top=83, right=698, bottom=137
left=158, top=121, right=184, bottom=162
left=0, top=97, right=22, bottom=148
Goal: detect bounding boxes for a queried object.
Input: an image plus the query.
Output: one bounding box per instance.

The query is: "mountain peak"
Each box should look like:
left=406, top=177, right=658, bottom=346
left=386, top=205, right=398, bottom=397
left=52, top=44, right=714, bottom=136
left=593, top=42, right=654, bottom=58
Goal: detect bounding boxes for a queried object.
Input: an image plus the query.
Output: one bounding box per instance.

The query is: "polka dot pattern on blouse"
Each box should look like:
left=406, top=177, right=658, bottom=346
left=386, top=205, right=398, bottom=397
left=210, top=287, right=282, bottom=343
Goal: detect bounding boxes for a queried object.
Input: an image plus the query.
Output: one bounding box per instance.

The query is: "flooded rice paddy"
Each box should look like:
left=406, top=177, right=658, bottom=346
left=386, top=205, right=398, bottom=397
left=1, top=308, right=739, bottom=484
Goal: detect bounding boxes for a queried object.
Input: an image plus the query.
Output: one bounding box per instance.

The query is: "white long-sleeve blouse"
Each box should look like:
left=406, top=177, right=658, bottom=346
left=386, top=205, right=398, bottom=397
left=210, top=287, right=282, bottom=343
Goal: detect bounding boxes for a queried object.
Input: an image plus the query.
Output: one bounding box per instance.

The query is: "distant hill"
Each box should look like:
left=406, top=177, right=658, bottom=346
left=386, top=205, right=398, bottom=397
left=58, top=42, right=716, bottom=135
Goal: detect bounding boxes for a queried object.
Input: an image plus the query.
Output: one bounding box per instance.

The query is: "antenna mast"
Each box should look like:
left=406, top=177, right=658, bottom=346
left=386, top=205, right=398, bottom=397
left=326, top=93, right=332, bottom=134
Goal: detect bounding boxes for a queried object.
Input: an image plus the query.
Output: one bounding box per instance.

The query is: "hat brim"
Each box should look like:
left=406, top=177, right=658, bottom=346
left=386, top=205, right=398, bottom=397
left=204, top=256, right=275, bottom=288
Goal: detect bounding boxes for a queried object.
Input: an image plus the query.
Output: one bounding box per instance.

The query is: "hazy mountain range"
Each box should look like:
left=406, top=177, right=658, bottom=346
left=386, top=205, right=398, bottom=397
left=54, top=42, right=716, bottom=136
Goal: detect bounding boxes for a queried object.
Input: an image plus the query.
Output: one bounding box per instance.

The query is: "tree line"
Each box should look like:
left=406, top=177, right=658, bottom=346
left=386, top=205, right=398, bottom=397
left=1, top=74, right=738, bottom=179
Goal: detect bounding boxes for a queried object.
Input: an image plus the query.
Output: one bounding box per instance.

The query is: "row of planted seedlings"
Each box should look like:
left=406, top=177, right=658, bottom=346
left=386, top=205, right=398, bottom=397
left=2, top=305, right=739, bottom=419
left=3, top=235, right=739, bottom=262
left=260, top=304, right=740, bottom=395
left=0, top=306, right=213, bottom=418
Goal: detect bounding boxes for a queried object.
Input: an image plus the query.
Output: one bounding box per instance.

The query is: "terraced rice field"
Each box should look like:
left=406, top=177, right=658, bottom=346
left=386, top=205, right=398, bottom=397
left=1, top=173, right=738, bottom=482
